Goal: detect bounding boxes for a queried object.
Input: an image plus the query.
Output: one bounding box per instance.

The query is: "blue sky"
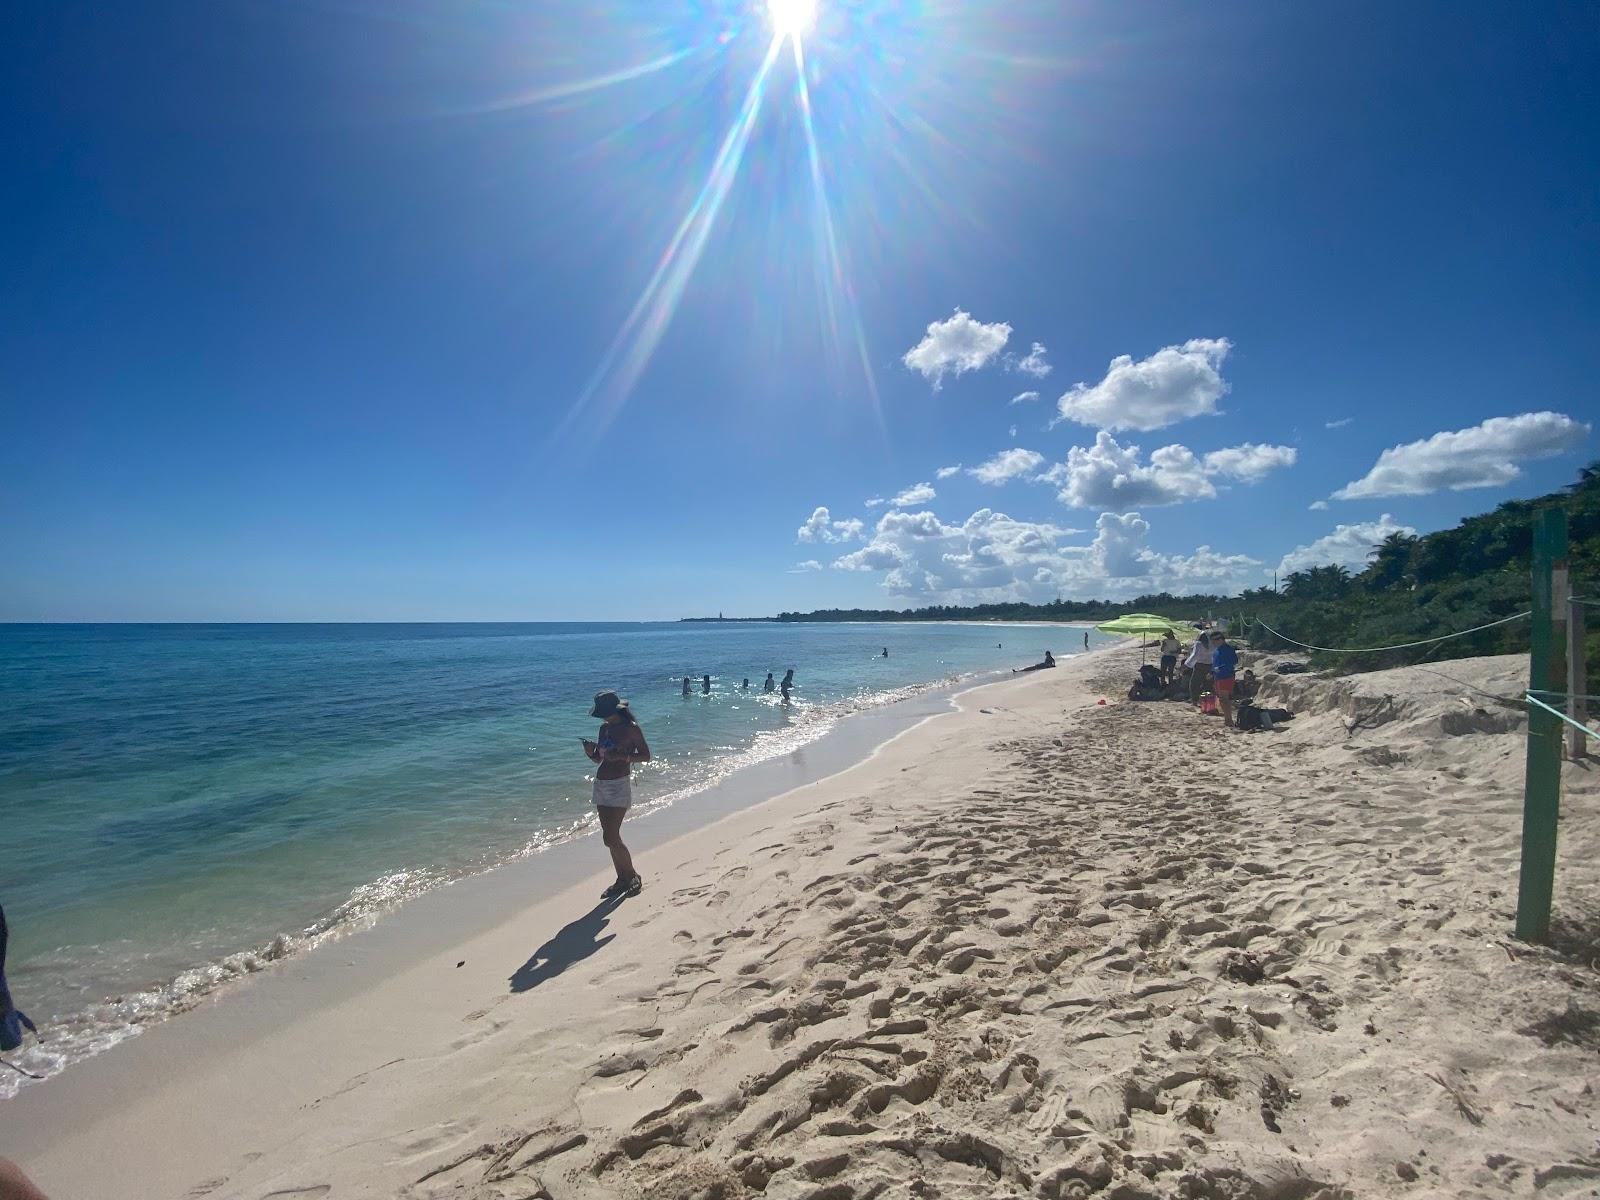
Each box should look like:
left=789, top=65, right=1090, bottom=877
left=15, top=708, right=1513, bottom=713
left=2, top=0, right=1596, bottom=621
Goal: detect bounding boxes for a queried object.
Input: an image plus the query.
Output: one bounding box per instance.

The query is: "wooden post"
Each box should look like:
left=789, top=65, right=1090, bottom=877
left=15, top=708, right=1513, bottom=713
left=1516, top=508, right=1568, bottom=941
left=1569, top=594, right=1588, bottom=761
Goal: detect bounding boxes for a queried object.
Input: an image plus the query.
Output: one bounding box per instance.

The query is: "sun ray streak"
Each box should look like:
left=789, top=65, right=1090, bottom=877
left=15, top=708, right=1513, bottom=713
left=791, top=36, right=883, bottom=432
left=470, top=46, right=701, bottom=112
left=559, top=35, right=786, bottom=439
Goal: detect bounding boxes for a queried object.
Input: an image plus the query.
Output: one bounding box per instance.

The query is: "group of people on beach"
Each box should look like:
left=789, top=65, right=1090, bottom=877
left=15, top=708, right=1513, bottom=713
left=1148, top=627, right=1257, bottom=728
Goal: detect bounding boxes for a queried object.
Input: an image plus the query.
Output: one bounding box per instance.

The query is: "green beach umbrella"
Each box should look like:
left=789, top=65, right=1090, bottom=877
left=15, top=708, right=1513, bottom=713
left=1094, top=614, right=1200, bottom=660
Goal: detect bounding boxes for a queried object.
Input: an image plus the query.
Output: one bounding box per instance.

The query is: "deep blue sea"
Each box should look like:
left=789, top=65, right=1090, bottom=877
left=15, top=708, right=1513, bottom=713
left=0, top=620, right=1099, bottom=1092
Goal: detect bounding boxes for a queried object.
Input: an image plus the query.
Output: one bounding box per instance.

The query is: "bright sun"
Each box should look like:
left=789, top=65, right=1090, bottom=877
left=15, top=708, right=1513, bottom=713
left=766, top=0, right=818, bottom=38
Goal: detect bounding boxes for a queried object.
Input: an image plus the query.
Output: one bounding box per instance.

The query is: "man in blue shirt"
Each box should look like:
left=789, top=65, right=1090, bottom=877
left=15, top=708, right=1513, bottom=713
left=1211, top=632, right=1241, bottom=728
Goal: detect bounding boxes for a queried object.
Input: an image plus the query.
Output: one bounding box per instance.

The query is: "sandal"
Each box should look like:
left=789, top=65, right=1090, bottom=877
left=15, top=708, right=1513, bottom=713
left=625, top=874, right=643, bottom=897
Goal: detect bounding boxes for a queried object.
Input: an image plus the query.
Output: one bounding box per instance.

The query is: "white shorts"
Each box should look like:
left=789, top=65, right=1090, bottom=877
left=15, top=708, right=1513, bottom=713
left=593, top=776, right=633, bottom=809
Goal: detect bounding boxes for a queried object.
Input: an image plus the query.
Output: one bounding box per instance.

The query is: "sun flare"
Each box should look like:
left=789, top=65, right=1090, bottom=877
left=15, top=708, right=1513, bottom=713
left=766, top=0, right=818, bottom=39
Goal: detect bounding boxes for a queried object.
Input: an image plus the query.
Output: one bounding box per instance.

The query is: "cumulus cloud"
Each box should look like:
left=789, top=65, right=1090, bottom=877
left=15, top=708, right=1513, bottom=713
left=1009, top=390, right=1040, bottom=406
left=1056, top=337, right=1232, bottom=432
left=791, top=560, right=822, bottom=572
left=1277, top=514, right=1416, bottom=576
left=935, top=464, right=963, bottom=479
left=1332, top=412, right=1589, bottom=499
left=901, top=309, right=1012, bottom=388
left=1309, top=500, right=1329, bottom=511
left=1040, top=433, right=1215, bottom=508
left=1007, top=342, right=1052, bottom=378
left=827, top=504, right=1256, bottom=604
left=1203, top=443, right=1298, bottom=482
left=796, top=506, right=864, bottom=544
left=968, top=448, right=1047, bottom=486
left=1039, top=433, right=1296, bottom=509
left=890, top=482, right=937, bottom=507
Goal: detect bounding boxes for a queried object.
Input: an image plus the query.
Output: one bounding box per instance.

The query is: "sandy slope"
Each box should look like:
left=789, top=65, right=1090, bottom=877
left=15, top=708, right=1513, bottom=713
left=9, top=649, right=1600, bottom=1200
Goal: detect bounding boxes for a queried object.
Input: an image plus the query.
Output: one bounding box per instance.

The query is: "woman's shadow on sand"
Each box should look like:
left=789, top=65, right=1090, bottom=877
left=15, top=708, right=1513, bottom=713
left=509, top=896, right=624, bottom=993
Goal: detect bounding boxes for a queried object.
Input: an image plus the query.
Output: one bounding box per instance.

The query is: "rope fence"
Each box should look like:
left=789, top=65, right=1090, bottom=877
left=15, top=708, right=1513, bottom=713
left=1525, top=690, right=1600, bottom=741
left=1249, top=610, right=1530, bottom=656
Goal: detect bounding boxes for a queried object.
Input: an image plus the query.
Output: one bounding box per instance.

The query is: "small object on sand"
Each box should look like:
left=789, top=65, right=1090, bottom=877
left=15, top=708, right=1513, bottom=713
left=1097, top=698, right=1107, bottom=705
left=457, top=961, right=465, bottom=968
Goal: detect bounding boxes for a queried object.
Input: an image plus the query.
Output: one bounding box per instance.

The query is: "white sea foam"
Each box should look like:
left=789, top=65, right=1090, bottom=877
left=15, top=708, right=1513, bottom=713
left=0, top=669, right=993, bottom=1098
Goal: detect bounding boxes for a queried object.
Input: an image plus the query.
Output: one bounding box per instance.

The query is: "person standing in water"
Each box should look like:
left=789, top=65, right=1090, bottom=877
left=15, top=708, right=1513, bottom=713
left=881, top=647, right=888, bottom=658
left=742, top=678, right=750, bottom=690
left=780, top=669, right=794, bottom=702
left=701, top=673, right=711, bottom=695
left=582, top=691, right=650, bottom=899
left=681, top=676, right=691, bottom=696
left=763, top=672, right=775, bottom=693
left=1083, top=631, right=1089, bottom=650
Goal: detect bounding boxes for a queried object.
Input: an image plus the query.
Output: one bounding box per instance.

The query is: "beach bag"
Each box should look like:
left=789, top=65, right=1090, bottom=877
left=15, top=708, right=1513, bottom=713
left=1236, top=703, right=1264, bottom=730
left=1274, top=661, right=1308, bottom=674
left=1200, top=694, right=1220, bottom=716
left=1138, top=664, right=1163, bottom=688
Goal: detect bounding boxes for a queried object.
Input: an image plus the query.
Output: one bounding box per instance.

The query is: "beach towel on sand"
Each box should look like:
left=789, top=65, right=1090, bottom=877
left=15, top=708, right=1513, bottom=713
left=1, top=905, right=38, bottom=1053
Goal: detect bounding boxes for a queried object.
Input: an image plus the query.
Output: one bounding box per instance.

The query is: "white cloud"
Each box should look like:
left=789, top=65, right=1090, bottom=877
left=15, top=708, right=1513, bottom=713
left=1009, top=390, right=1041, bottom=406
left=935, top=464, right=963, bottom=479
left=1202, top=442, right=1298, bottom=482
left=1325, top=417, right=1352, bottom=429
left=890, top=482, right=937, bottom=507
left=864, top=497, right=887, bottom=508
left=1040, top=433, right=1215, bottom=508
left=828, top=504, right=1255, bottom=604
left=791, top=560, right=823, bottom=572
left=968, top=448, right=1047, bottom=486
left=1277, top=514, right=1416, bottom=577
left=1039, top=433, right=1296, bottom=509
left=1007, top=341, right=1052, bottom=378
left=796, top=506, right=865, bottom=544
left=1333, top=412, right=1589, bottom=499
left=901, top=308, right=1012, bottom=388
left=1308, top=500, right=1329, bottom=511
left=1009, top=424, right=1018, bottom=438
left=1056, top=337, right=1232, bottom=432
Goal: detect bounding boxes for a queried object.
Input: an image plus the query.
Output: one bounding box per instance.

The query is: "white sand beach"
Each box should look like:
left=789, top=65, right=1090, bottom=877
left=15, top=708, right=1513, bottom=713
left=7, top=646, right=1600, bottom=1200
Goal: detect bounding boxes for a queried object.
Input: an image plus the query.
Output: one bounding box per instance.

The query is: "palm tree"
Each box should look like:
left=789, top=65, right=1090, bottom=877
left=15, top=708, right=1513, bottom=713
left=1363, top=531, right=1417, bottom=591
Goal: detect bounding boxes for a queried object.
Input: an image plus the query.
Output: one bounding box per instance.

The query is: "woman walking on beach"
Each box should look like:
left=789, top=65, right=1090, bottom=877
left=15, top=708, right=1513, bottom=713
left=582, top=691, right=651, bottom=899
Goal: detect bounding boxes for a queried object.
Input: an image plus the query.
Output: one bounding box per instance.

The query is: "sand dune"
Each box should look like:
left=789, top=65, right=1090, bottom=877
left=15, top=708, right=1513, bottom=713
left=8, top=649, right=1599, bottom=1200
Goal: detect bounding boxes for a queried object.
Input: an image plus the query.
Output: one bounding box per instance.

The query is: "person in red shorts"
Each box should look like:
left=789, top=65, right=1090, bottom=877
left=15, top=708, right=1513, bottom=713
left=1210, top=631, right=1241, bottom=728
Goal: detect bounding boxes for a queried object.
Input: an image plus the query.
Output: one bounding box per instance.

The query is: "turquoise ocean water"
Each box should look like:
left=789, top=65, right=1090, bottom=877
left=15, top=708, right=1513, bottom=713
left=0, top=620, right=1098, bottom=1093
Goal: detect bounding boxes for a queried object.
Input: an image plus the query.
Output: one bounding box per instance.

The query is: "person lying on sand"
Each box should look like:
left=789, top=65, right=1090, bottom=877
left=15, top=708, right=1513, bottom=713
left=582, top=691, right=651, bottom=900
left=1013, top=651, right=1056, bottom=673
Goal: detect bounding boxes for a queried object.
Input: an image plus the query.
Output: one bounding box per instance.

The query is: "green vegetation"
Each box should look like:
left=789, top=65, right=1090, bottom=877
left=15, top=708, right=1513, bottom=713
left=777, top=463, right=1600, bottom=674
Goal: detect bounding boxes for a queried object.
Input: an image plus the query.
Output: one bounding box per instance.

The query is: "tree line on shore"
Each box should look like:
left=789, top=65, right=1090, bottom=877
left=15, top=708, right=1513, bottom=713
left=778, top=462, right=1600, bottom=674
